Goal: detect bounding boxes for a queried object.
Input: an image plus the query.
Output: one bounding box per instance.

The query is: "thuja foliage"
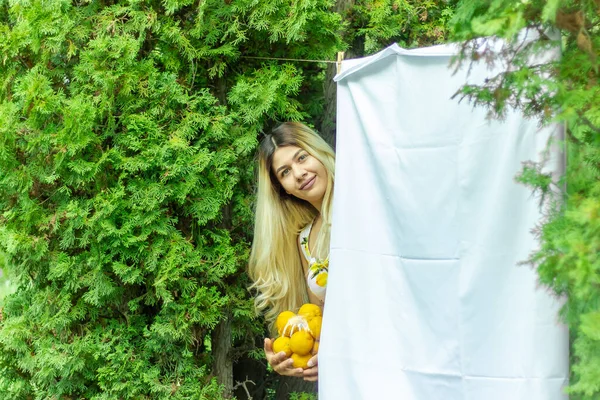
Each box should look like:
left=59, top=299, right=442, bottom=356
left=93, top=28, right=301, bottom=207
left=0, top=0, right=343, bottom=398
left=341, top=0, right=457, bottom=54
left=450, top=0, right=599, bottom=398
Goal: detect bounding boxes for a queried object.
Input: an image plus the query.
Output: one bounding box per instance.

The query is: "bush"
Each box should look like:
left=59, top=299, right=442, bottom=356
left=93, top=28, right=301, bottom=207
left=0, top=0, right=341, bottom=397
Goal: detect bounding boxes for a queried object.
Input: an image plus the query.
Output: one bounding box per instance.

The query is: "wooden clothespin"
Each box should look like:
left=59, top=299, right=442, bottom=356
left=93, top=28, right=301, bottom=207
left=336, top=51, right=345, bottom=75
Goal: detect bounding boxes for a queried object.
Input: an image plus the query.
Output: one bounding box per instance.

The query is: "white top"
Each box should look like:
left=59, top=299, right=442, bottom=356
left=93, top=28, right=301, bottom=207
left=299, top=221, right=328, bottom=302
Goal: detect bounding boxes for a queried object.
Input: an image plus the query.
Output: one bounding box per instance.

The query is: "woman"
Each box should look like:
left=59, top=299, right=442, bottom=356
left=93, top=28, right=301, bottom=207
left=248, top=122, right=335, bottom=382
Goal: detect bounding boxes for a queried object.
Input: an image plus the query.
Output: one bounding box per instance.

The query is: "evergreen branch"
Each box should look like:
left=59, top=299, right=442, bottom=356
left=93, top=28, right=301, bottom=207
left=578, top=114, right=600, bottom=135
left=566, top=128, right=585, bottom=146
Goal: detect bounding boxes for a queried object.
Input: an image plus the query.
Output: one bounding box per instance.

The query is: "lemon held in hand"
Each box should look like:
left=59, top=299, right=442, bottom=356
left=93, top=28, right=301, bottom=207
left=297, top=303, right=322, bottom=322
left=272, top=336, right=292, bottom=357
left=308, top=316, right=322, bottom=340
left=272, top=304, right=322, bottom=369
left=291, top=353, right=313, bottom=369
left=289, top=330, right=314, bottom=356
left=311, top=341, right=319, bottom=355
left=276, top=311, right=296, bottom=337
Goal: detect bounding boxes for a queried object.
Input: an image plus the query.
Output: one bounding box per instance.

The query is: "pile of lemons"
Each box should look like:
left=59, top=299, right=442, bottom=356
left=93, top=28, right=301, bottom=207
left=272, top=303, right=322, bottom=369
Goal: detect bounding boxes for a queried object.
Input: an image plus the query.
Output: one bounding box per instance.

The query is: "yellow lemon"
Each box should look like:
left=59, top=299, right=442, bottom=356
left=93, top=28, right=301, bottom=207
left=316, top=272, right=328, bottom=287
left=289, top=330, right=314, bottom=356
left=297, top=303, right=322, bottom=322
left=291, top=353, right=313, bottom=369
left=272, top=336, right=292, bottom=357
left=276, top=310, right=296, bottom=337
left=308, top=316, right=322, bottom=340
left=311, top=340, right=319, bottom=355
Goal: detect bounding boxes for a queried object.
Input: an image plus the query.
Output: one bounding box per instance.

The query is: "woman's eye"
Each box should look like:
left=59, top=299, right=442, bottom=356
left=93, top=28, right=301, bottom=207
left=281, top=168, right=290, bottom=177
left=299, top=154, right=307, bottom=161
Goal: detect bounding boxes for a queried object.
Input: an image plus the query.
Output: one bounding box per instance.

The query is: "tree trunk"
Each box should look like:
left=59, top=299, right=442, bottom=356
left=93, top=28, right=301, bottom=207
left=321, top=0, right=365, bottom=149
left=212, top=314, right=234, bottom=398
left=321, top=64, right=338, bottom=149
left=210, top=72, right=235, bottom=398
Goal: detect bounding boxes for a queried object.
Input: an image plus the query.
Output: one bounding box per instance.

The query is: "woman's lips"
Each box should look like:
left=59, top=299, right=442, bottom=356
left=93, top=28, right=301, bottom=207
left=300, top=176, right=316, bottom=190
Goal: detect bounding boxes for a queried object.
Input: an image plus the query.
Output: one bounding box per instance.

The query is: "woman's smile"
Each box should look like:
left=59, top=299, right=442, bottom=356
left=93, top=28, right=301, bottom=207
left=300, top=176, right=316, bottom=190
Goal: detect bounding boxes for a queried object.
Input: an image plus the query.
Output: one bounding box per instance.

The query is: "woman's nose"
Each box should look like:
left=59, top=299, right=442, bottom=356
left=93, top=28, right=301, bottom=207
left=292, top=164, right=307, bottom=180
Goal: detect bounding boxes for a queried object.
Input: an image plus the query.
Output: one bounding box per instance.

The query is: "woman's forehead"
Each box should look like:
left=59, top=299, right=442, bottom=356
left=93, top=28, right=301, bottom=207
left=272, top=145, right=303, bottom=168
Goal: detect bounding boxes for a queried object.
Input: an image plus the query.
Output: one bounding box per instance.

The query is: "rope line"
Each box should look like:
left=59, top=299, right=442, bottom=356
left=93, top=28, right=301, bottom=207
left=240, top=55, right=337, bottom=64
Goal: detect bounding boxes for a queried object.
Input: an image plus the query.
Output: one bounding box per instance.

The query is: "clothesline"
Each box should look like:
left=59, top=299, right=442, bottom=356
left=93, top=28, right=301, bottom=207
left=241, top=52, right=345, bottom=73
left=240, top=56, right=337, bottom=63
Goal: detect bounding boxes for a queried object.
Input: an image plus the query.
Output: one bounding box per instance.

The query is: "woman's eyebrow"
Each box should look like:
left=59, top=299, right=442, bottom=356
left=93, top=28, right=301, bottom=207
left=275, top=149, right=303, bottom=174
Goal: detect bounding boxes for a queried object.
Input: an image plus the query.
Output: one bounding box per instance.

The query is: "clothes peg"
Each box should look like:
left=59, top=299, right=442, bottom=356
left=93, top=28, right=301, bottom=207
left=337, top=51, right=345, bottom=75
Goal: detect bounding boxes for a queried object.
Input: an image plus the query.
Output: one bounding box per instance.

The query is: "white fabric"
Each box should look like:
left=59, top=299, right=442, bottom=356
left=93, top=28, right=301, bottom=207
left=299, top=223, right=313, bottom=263
left=319, top=42, right=569, bottom=399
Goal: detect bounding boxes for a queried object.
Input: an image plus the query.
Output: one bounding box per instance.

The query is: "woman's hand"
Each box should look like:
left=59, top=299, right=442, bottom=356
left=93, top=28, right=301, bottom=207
left=302, top=354, right=318, bottom=382
left=264, top=338, right=304, bottom=378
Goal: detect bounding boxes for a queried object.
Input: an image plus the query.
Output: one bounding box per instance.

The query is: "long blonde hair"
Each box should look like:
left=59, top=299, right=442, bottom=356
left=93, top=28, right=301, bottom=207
left=248, top=122, right=335, bottom=325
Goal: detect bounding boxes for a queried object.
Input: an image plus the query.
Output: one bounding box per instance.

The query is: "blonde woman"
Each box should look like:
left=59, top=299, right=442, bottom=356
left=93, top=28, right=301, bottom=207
left=248, top=122, right=335, bottom=382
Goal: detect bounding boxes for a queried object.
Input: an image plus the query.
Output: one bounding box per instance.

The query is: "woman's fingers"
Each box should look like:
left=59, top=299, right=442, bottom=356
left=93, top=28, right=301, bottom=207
left=274, top=358, right=304, bottom=377
left=303, top=368, right=318, bottom=381
left=302, top=354, right=319, bottom=381
left=264, top=338, right=304, bottom=377
left=271, top=353, right=290, bottom=370
left=264, top=338, right=317, bottom=379
left=275, top=358, right=304, bottom=377
left=264, top=338, right=286, bottom=364
left=264, top=337, right=274, bottom=354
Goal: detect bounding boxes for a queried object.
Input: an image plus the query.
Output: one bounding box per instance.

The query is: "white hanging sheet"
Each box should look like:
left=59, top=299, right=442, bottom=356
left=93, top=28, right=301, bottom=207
left=319, top=40, right=569, bottom=399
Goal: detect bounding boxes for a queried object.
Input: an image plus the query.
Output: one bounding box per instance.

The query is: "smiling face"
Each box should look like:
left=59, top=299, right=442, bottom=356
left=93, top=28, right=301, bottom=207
left=271, top=145, right=328, bottom=211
